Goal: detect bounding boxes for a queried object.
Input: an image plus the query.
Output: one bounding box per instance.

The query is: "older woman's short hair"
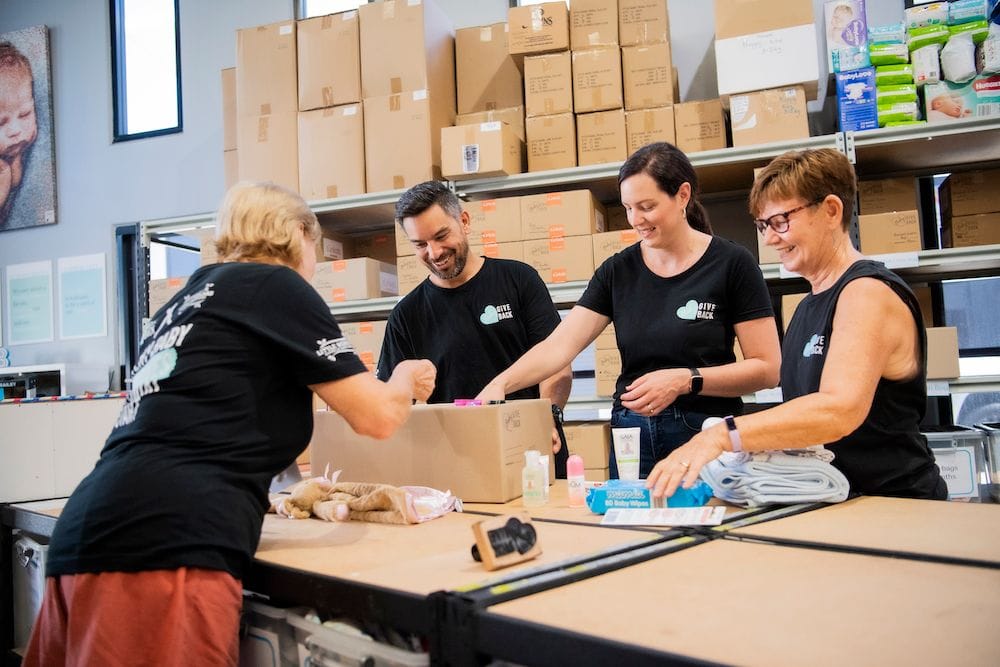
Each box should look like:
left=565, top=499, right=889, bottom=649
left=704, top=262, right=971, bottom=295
left=214, top=182, right=319, bottom=266
left=749, top=148, right=857, bottom=231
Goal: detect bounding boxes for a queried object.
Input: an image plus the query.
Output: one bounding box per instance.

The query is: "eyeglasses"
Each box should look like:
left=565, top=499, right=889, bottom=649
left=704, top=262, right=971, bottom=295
left=752, top=198, right=826, bottom=235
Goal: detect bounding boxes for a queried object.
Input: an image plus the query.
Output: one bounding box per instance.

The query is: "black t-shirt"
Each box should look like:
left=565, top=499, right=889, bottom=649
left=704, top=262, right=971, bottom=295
left=781, top=260, right=946, bottom=499
left=46, top=263, right=368, bottom=579
left=376, top=258, right=561, bottom=403
left=577, top=237, right=774, bottom=414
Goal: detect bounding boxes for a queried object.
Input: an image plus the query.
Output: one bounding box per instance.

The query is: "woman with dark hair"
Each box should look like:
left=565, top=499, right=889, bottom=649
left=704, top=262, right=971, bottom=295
left=479, top=143, right=780, bottom=477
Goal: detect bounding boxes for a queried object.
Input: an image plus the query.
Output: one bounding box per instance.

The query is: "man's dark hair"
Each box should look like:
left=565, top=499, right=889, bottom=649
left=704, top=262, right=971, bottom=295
left=394, top=181, right=462, bottom=226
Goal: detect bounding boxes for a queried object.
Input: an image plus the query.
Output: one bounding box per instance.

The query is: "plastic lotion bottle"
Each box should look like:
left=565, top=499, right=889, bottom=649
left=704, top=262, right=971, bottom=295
left=522, top=450, right=546, bottom=507
left=566, top=454, right=586, bottom=507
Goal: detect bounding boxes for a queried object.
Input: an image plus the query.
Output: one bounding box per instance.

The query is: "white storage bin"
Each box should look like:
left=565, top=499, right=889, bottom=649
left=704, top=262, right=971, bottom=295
left=924, top=425, right=990, bottom=502
left=286, top=611, right=428, bottom=667
left=240, top=600, right=298, bottom=667
left=12, top=532, right=48, bottom=649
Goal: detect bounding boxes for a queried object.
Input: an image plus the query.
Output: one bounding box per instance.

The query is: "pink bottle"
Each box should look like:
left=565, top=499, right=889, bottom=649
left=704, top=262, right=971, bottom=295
left=567, top=454, right=586, bottom=507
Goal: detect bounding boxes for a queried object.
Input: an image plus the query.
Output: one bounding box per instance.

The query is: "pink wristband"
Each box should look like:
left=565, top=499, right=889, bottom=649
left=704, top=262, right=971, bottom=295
left=724, top=415, right=743, bottom=453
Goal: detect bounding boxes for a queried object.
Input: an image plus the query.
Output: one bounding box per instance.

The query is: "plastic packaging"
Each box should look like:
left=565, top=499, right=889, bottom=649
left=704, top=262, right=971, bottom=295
left=907, top=24, right=950, bottom=51
left=611, top=427, right=641, bottom=481
left=584, top=479, right=713, bottom=514
left=522, top=450, right=546, bottom=507
left=868, top=22, right=905, bottom=45
left=941, top=32, right=978, bottom=83
left=948, top=20, right=990, bottom=45
left=904, top=2, right=949, bottom=30
left=912, top=44, right=943, bottom=85
left=876, top=84, right=918, bottom=105
left=979, top=23, right=1000, bottom=74
left=875, top=64, right=915, bottom=86
left=948, top=0, right=989, bottom=25
left=566, top=454, right=586, bottom=507
left=540, top=453, right=551, bottom=501
left=869, top=42, right=910, bottom=66
left=877, top=101, right=921, bottom=126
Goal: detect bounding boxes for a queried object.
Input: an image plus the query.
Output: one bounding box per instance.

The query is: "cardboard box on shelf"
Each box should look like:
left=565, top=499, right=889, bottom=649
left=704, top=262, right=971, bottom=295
left=462, top=197, right=522, bottom=245
left=564, top=422, right=611, bottom=468
left=358, top=0, right=455, bottom=104
left=926, top=327, right=960, bottom=380
left=470, top=241, right=525, bottom=262
left=858, top=177, right=919, bottom=214
left=396, top=255, right=429, bottom=295
left=595, top=348, right=621, bottom=396
left=525, top=113, right=578, bottom=172
left=456, top=22, right=523, bottom=114
left=441, top=122, right=523, bottom=180
left=395, top=224, right=414, bottom=258
left=947, top=169, right=1000, bottom=217
left=525, top=51, right=574, bottom=118
left=236, top=21, right=298, bottom=117
left=349, top=231, right=396, bottom=265
left=729, top=86, right=809, bottom=148
left=757, top=233, right=780, bottom=264
left=198, top=229, right=218, bottom=266
left=781, top=292, right=808, bottom=334
left=714, top=0, right=819, bottom=102
left=912, top=285, right=935, bottom=329
left=508, top=2, right=570, bottom=56
left=523, top=235, right=596, bottom=284
left=148, top=277, right=186, bottom=315
left=222, top=68, right=237, bottom=151
left=297, top=10, right=360, bottom=111
left=857, top=210, right=922, bottom=255
left=592, top=229, right=639, bottom=267
left=521, top=189, right=606, bottom=240
left=618, top=0, right=670, bottom=46
left=297, top=104, right=365, bottom=201
left=606, top=204, right=629, bottom=230
left=363, top=90, right=452, bottom=192
left=625, top=106, right=675, bottom=153
left=577, top=108, right=627, bottom=166
left=310, top=400, right=555, bottom=503
left=570, top=0, right=620, bottom=49
left=595, top=322, right=617, bottom=349
left=236, top=112, right=299, bottom=193
left=674, top=99, right=726, bottom=153
left=310, top=258, right=398, bottom=302
left=223, top=150, right=238, bottom=191
left=943, top=212, right=1000, bottom=248
left=622, top=43, right=673, bottom=111
left=456, top=106, right=526, bottom=142
left=339, top=320, right=387, bottom=370
left=572, top=46, right=623, bottom=114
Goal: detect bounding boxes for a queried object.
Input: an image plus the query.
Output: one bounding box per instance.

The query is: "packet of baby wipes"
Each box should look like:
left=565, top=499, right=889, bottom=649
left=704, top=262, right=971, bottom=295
left=585, top=479, right=713, bottom=514
left=877, top=101, right=921, bottom=126
left=869, top=22, right=905, bottom=45
left=948, top=0, right=989, bottom=25
left=912, top=43, right=943, bottom=85
left=949, top=20, right=990, bottom=45
left=876, top=84, right=918, bottom=105
left=870, top=42, right=910, bottom=66
left=979, top=23, right=1000, bottom=74
left=907, top=23, right=951, bottom=51
left=904, top=2, right=949, bottom=30
left=942, top=32, right=978, bottom=83
left=875, top=64, right=914, bottom=86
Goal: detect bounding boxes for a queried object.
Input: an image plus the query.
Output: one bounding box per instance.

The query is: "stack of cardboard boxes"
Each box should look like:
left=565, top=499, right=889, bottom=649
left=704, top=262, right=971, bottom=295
left=571, top=0, right=626, bottom=167
left=564, top=421, right=612, bottom=480
left=942, top=169, right=1000, bottom=249
left=619, top=0, right=679, bottom=153
left=593, top=322, right=620, bottom=398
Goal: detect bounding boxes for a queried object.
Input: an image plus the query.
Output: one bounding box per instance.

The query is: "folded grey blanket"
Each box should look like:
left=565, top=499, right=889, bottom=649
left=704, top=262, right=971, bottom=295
left=700, top=450, right=850, bottom=507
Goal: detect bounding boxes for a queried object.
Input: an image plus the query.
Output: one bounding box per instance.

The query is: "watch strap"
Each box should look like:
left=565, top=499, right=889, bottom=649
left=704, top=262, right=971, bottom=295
left=689, top=368, right=703, bottom=395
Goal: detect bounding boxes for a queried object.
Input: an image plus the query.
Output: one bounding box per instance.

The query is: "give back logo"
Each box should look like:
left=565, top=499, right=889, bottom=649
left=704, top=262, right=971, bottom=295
left=802, top=334, right=825, bottom=357
left=676, top=299, right=717, bottom=321
left=480, top=303, right=513, bottom=325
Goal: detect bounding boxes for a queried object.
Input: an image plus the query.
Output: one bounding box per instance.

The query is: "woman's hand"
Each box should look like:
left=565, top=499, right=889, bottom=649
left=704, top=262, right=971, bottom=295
left=645, top=424, right=727, bottom=499
left=475, top=381, right=506, bottom=403
left=620, top=368, right=690, bottom=416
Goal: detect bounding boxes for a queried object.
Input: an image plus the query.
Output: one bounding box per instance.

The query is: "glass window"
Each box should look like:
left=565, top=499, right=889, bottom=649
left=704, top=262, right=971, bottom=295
left=110, top=0, right=182, bottom=140
left=300, top=0, right=367, bottom=19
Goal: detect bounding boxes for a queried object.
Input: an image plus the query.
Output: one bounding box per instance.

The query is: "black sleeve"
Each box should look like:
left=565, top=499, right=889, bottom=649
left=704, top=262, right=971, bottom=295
left=576, top=256, right=614, bottom=318
left=517, top=264, right=562, bottom=345
left=376, top=306, right=413, bottom=382
left=726, top=243, right=775, bottom=323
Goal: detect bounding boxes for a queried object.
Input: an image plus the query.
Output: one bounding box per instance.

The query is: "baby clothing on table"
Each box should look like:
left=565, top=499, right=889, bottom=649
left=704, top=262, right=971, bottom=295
left=699, top=449, right=850, bottom=507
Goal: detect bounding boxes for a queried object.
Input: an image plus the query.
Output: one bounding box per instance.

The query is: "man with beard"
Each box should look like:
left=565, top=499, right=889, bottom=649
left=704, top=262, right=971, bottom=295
left=377, top=181, right=572, bottom=472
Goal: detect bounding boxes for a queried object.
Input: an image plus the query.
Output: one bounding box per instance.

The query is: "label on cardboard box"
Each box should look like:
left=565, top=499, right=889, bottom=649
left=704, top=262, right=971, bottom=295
left=715, top=24, right=820, bottom=97
left=858, top=210, right=921, bottom=254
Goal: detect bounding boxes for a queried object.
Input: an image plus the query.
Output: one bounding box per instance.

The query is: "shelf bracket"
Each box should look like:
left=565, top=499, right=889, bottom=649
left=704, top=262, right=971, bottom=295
left=836, top=131, right=857, bottom=164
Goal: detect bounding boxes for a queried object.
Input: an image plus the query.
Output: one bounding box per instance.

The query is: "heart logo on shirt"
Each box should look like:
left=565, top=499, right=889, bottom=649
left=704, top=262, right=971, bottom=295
left=676, top=299, right=698, bottom=321
left=802, top=334, right=825, bottom=357
left=480, top=305, right=500, bottom=325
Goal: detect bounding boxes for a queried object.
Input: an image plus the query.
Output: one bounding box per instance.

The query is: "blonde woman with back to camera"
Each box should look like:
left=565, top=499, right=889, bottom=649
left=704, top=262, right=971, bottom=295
left=25, top=182, right=435, bottom=667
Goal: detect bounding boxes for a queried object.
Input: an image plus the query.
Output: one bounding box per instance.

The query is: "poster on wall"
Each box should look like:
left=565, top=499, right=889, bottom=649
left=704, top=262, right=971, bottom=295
left=0, top=25, right=57, bottom=232
left=5, top=260, right=53, bottom=345
left=58, top=253, right=107, bottom=339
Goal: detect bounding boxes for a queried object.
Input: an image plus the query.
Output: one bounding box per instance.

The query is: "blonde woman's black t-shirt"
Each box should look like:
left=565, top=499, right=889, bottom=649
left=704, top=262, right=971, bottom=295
left=577, top=237, right=773, bottom=414
left=46, top=262, right=368, bottom=579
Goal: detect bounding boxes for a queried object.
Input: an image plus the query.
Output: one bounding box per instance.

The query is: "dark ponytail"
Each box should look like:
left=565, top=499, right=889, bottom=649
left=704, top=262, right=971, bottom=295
left=618, top=142, right=712, bottom=235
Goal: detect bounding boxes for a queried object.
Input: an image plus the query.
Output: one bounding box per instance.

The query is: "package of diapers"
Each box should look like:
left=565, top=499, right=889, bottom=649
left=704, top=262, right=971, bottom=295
left=941, top=32, right=978, bottom=83
left=925, top=74, right=1000, bottom=122
left=912, top=44, right=942, bottom=86
left=904, top=2, right=949, bottom=30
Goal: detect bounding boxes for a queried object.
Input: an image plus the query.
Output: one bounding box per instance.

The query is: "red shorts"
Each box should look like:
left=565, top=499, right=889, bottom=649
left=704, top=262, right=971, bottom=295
left=23, top=567, right=242, bottom=667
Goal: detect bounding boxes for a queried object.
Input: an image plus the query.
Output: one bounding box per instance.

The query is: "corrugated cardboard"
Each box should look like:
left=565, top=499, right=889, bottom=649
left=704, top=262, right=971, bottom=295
left=912, top=285, right=935, bottom=329
left=674, top=99, right=727, bottom=153
left=363, top=91, right=451, bottom=192
left=462, top=197, right=522, bottom=245
left=470, top=241, right=525, bottom=262
left=236, top=112, right=299, bottom=193
left=395, top=224, right=414, bottom=258
left=618, top=0, right=670, bottom=46
left=198, top=229, right=218, bottom=266
left=521, top=189, right=606, bottom=240
left=859, top=177, right=919, bottom=214
left=564, top=422, right=611, bottom=468
left=297, top=104, right=365, bottom=201
left=625, top=106, right=675, bottom=153
left=223, top=150, right=238, bottom=191
left=595, top=322, right=617, bottom=349
left=571, top=0, right=620, bottom=49
left=926, top=327, right=960, bottom=380
left=297, top=11, right=361, bottom=111
left=222, top=68, right=237, bottom=151
left=349, top=231, right=397, bottom=264
left=148, top=277, right=186, bottom=315
left=526, top=113, right=577, bottom=172
left=730, top=86, right=809, bottom=148
left=858, top=210, right=922, bottom=254
left=572, top=47, right=623, bottom=114
left=595, top=348, right=621, bottom=396
left=713, top=0, right=819, bottom=101
left=456, top=106, right=526, bottom=142
left=622, top=43, right=673, bottom=110
left=236, top=21, right=298, bottom=117
left=781, top=292, right=808, bottom=334
left=947, top=169, right=1000, bottom=217
left=592, top=229, right=639, bottom=267
left=944, top=212, right=1000, bottom=248
left=339, top=320, right=387, bottom=371
left=525, top=52, right=574, bottom=118
left=456, top=23, right=523, bottom=114
left=310, top=400, right=555, bottom=503
left=753, top=165, right=780, bottom=263
left=585, top=467, right=610, bottom=481
left=396, top=255, right=429, bottom=295
left=358, top=0, right=455, bottom=106
left=508, top=2, right=570, bottom=56
left=606, top=204, right=630, bottom=230
left=577, top=109, right=627, bottom=166
left=311, top=258, right=398, bottom=302
left=523, top=235, right=596, bottom=284
left=441, top=122, right=524, bottom=180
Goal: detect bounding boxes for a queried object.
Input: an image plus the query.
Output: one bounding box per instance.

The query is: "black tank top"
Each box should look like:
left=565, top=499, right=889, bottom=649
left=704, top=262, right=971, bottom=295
left=781, top=260, right=947, bottom=499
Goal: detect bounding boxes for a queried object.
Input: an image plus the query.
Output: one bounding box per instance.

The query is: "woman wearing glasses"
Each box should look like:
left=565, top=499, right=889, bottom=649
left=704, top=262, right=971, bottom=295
left=647, top=148, right=946, bottom=500
left=478, top=142, right=781, bottom=478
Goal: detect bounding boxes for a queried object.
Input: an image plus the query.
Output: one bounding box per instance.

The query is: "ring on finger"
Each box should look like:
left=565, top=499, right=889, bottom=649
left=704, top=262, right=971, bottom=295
left=680, top=460, right=691, bottom=469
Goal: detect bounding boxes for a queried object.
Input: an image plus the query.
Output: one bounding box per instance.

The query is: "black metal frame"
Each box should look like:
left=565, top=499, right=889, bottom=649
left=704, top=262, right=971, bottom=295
left=114, top=223, right=143, bottom=388
left=109, top=0, right=183, bottom=142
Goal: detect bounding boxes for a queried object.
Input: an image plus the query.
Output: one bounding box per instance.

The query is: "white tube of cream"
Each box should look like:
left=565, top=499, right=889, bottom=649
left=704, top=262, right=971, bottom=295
left=612, top=427, right=641, bottom=480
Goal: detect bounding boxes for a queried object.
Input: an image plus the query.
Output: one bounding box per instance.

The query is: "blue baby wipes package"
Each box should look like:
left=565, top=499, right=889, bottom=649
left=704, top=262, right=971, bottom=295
left=585, top=479, right=713, bottom=514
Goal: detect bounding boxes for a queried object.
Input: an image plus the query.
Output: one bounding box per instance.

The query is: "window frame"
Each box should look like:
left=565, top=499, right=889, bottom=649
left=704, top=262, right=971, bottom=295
left=109, top=0, right=184, bottom=142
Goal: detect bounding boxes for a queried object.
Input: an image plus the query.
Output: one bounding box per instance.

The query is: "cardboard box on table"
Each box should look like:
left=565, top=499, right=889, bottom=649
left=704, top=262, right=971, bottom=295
left=572, top=46, right=623, bottom=114
left=525, top=51, right=574, bottom=118
left=523, top=235, right=596, bottom=284
left=456, top=22, right=523, bottom=114
left=525, top=113, right=578, bottom=171
left=297, top=10, right=361, bottom=111
left=457, top=106, right=526, bottom=142
left=441, top=122, right=524, bottom=180
left=622, top=42, right=673, bottom=111
left=625, top=106, right=675, bottom=153
left=576, top=109, right=627, bottom=166
left=564, top=422, right=611, bottom=469
left=309, top=400, right=555, bottom=502
left=521, top=189, right=606, bottom=240
left=729, top=86, right=809, bottom=148
left=297, top=104, right=365, bottom=200
left=508, top=2, right=570, bottom=56
left=570, top=0, right=620, bottom=49
left=618, top=0, right=670, bottom=46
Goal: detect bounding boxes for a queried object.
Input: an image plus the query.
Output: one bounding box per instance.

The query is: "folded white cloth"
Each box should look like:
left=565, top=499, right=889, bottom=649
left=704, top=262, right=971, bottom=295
left=700, top=449, right=849, bottom=507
